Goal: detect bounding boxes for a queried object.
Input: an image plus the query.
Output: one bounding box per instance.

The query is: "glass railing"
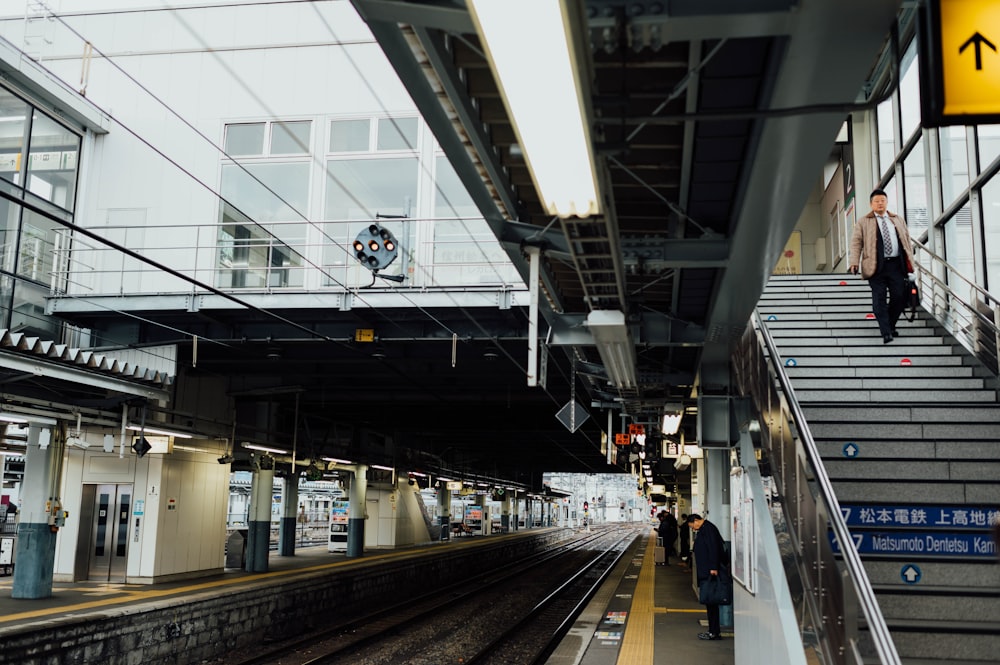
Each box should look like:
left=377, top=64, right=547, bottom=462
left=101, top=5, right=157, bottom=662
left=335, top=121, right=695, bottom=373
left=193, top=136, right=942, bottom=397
left=911, top=239, right=1000, bottom=375
left=49, top=219, right=524, bottom=300
left=734, top=314, right=901, bottom=665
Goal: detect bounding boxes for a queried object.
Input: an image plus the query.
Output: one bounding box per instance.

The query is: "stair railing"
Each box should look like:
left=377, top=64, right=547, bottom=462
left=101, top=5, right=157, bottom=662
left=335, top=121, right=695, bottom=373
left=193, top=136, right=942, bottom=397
left=911, top=239, right=1000, bottom=375
left=735, top=312, right=901, bottom=665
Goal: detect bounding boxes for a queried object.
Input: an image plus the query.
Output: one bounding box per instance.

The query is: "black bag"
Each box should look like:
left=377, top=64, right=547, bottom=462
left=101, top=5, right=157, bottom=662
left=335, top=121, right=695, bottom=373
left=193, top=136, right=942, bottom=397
left=698, top=570, right=733, bottom=605
left=905, top=277, right=920, bottom=322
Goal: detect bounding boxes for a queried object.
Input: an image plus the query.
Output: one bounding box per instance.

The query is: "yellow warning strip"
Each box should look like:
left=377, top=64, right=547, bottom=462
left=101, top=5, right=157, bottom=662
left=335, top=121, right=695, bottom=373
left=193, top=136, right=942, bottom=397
left=0, top=550, right=404, bottom=624
left=616, top=536, right=656, bottom=664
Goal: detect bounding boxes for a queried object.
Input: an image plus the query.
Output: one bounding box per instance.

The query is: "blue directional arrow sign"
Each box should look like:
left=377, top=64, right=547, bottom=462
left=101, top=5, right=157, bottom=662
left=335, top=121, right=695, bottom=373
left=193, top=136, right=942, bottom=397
left=901, top=564, right=922, bottom=584
left=842, top=442, right=860, bottom=458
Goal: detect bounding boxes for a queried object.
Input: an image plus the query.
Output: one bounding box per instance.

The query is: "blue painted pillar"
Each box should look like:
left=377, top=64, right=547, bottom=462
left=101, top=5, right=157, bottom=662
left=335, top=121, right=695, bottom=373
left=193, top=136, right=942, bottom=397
left=278, top=475, right=298, bottom=556
left=347, top=465, right=367, bottom=558
left=12, top=424, right=62, bottom=599
left=245, top=463, right=274, bottom=573
left=437, top=484, right=450, bottom=541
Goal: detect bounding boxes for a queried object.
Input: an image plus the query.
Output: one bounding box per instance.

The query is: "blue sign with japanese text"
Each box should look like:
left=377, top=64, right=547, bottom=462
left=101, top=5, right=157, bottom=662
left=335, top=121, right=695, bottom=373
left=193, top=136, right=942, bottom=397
left=831, top=531, right=997, bottom=558
left=840, top=504, right=999, bottom=529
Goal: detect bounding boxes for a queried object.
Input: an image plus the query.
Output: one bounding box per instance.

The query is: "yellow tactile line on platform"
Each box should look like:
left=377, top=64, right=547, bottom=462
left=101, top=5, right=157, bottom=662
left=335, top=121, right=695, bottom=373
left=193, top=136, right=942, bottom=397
left=617, top=536, right=656, bottom=664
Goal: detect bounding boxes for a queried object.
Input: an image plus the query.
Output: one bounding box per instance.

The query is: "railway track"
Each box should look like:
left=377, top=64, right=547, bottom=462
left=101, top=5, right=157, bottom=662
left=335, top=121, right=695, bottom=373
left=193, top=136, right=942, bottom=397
left=226, top=525, right=640, bottom=665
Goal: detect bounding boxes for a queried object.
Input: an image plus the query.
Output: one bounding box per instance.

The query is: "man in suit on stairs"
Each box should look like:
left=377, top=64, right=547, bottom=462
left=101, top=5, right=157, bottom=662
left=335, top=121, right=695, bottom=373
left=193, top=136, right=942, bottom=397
left=848, top=188, right=916, bottom=343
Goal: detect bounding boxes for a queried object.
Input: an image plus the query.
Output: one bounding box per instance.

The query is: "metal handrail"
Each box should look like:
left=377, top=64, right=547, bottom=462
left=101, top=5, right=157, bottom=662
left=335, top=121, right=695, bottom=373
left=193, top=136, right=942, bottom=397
left=911, top=239, right=1000, bottom=376
left=735, top=312, right=901, bottom=665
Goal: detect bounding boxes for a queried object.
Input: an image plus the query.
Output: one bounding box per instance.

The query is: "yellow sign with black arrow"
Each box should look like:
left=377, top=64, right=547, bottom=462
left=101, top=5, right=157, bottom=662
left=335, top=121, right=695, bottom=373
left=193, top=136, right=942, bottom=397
left=921, top=0, right=1000, bottom=125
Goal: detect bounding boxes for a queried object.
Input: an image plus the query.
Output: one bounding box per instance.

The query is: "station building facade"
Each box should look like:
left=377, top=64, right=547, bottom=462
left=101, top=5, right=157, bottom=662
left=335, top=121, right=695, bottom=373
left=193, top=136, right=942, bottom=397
left=0, top=2, right=996, bottom=588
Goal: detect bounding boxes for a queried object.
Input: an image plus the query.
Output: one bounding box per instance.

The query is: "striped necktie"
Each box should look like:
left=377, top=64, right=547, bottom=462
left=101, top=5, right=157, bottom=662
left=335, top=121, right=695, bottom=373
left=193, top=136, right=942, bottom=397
left=879, top=215, right=893, bottom=257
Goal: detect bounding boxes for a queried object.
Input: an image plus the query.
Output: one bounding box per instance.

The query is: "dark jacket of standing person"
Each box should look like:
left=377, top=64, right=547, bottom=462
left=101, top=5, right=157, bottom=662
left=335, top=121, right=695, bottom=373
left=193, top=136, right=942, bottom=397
left=657, top=510, right=678, bottom=556
left=687, top=513, right=728, bottom=640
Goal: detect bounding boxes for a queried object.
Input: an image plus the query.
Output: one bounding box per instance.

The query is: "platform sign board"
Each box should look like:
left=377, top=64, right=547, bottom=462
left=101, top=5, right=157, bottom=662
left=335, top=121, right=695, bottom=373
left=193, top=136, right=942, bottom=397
left=840, top=504, right=999, bottom=529
left=920, top=0, right=1000, bottom=126
left=831, top=531, right=997, bottom=558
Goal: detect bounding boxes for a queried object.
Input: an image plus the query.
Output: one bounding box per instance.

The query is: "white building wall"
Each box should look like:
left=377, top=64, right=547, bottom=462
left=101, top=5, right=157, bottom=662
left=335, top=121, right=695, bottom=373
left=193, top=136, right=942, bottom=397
left=0, top=2, right=419, bottom=296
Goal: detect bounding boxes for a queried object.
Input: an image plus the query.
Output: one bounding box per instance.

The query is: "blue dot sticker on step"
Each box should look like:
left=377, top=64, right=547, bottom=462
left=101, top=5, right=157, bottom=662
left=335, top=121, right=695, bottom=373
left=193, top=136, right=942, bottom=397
left=900, top=564, right=922, bottom=584
left=842, top=442, right=860, bottom=458
left=767, top=315, right=777, bottom=321
left=784, top=358, right=797, bottom=367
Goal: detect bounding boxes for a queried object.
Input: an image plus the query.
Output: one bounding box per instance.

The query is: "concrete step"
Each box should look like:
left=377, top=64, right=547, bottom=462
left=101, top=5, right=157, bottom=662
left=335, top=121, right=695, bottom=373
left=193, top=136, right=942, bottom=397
left=876, top=592, right=1000, bottom=624
left=829, top=481, right=1000, bottom=504
left=823, top=459, right=1000, bottom=481
left=860, top=626, right=1000, bottom=662
left=787, top=366, right=974, bottom=378
left=792, top=378, right=984, bottom=390
left=795, top=389, right=996, bottom=403
left=864, top=560, right=1000, bottom=589
left=814, top=440, right=1000, bottom=460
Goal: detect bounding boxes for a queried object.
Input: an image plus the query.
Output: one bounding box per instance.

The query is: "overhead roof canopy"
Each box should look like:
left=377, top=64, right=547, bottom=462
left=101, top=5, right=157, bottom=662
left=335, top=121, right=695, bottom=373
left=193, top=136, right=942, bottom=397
left=38, top=0, right=901, bottom=489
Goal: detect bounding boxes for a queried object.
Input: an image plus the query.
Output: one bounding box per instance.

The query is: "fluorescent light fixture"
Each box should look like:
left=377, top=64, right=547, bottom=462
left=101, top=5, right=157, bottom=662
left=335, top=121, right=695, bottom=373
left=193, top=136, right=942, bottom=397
left=468, top=0, right=600, bottom=218
left=127, top=425, right=192, bottom=439
left=0, top=413, right=27, bottom=424
left=242, top=442, right=289, bottom=455
left=371, top=464, right=394, bottom=471
left=586, top=310, right=637, bottom=390
left=409, top=471, right=428, bottom=477
left=322, top=457, right=354, bottom=465
left=662, top=412, right=683, bottom=435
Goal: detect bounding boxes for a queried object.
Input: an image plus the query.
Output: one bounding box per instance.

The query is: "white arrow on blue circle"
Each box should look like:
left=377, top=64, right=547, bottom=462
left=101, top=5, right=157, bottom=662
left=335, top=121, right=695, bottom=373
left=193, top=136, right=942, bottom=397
left=901, top=564, right=922, bottom=584
left=843, top=443, right=860, bottom=458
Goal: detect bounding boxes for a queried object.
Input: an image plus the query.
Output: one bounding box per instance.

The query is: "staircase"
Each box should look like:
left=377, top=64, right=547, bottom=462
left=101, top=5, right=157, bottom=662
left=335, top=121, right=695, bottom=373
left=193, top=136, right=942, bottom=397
left=758, top=273, right=1000, bottom=665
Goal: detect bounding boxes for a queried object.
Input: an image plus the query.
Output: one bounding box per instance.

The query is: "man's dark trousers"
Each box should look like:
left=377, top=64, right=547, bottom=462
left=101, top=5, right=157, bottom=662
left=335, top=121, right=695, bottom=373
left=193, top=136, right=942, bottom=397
left=868, top=255, right=906, bottom=338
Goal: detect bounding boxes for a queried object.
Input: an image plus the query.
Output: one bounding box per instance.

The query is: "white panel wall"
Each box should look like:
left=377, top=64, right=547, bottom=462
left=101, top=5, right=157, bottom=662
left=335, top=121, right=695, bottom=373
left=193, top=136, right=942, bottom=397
left=0, top=2, right=418, bottom=296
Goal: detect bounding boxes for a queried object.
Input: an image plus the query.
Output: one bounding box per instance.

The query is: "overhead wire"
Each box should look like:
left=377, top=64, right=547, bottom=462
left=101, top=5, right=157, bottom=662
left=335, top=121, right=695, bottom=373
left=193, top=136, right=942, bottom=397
left=29, top=1, right=589, bottom=422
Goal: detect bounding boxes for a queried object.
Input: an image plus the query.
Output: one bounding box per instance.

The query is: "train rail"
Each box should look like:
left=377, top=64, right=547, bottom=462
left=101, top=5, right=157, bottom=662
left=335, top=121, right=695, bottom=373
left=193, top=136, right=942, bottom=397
left=224, top=525, right=640, bottom=665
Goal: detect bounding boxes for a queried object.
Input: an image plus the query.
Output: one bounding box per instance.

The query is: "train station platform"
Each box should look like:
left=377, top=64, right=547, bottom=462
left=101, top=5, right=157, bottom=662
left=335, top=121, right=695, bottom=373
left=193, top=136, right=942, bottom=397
left=550, top=532, right=735, bottom=665
left=0, top=528, right=734, bottom=665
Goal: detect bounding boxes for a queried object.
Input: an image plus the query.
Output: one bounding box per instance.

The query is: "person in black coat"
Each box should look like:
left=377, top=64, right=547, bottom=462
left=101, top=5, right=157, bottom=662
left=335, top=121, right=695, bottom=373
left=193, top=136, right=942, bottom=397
left=655, top=510, right=679, bottom=565
left=686, top=513, right=728, bottom=640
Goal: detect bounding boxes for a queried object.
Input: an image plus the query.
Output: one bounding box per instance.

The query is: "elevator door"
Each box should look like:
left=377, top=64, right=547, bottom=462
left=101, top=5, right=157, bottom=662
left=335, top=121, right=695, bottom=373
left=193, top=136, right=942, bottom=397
left=88, top=484, right=132, bottom=582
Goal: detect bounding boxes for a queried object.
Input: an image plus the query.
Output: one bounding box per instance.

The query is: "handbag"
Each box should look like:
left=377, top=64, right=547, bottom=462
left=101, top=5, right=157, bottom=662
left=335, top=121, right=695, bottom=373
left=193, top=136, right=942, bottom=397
left=698, top=570, right=733, bottom=605
left=905, top=277, right=920, bottom=322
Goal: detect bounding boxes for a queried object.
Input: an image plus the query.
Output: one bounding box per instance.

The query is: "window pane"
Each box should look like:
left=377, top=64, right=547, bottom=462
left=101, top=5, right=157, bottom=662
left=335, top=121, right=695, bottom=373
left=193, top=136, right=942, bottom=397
left=982, top=175, right=1000, bottom=292
left=225, top=123, right=265, bottom=156
left=876, top=98, right=896, bottom=179
left=217, top=216, right=270, bottom=289
left=271, top=121, right=311, bottom=155
left=324, top=157, right=418, bottom=219
left=17, top=208, right=60, bottom=286
left=899, top=42, right=920, bottom=141
left=0, top=89, right=28, bottom=189
left=221, top=162, right=309, bottom=222
left=977, top=124, right=1000, bottom=174
left=26, top=112, right=79, bottom=212
left=943, top=203, right=975, bottom=298
left=11, top=279, right=56, bottom=337
left=377, top=117, right=418, bottom=151
left=329, top=119, right=370, bottom=152
left=903, top=137, right=929, bottom=237
left=0, top=197, right=20, bottom=272
left=434, top=156, right=479, bottom=218
left=432, top=218, right=513, bottom=286
left=940, top=126, right=970, bottom=207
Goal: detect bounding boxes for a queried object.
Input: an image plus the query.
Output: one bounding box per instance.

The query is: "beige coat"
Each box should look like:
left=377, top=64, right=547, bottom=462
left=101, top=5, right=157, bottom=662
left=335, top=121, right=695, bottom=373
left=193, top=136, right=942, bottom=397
left=849, top=211, right=915, bottom=279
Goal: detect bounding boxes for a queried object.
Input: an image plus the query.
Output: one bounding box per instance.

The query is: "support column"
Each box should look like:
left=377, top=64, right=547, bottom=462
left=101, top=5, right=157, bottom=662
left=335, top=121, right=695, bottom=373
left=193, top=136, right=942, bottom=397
left=501, top=493, right=511, bottom=533
left=524, top=496, right=532, bottom=529
left=475, top=493, right=486, bottom=535
left=278, top=474, right=298, bottom=556
left=347, top=465, right=367, bottom=558
left=512, top=492, right=519, bottom=530
left=12, top=424, right=62, bottom=599
left=437, top=484, right=450, bottom=540
left=245, top=460, right=274, bottom=573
